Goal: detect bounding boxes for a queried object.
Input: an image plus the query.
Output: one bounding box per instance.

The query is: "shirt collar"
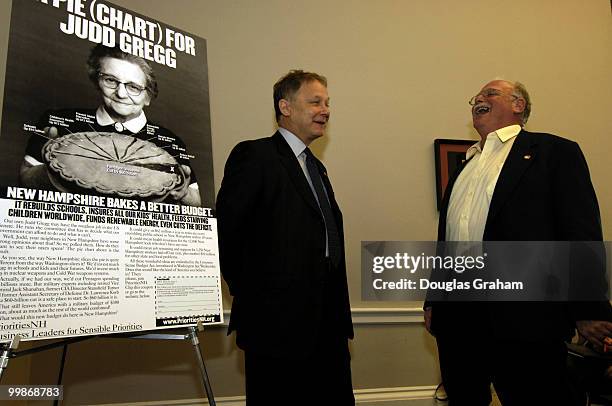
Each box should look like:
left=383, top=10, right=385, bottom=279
left=465, top=124, right=521, bottom=159
left=278, top=127, right=308, bottom=158
left=495, top=124, right=522, bottom=143
left=96, top=106, right=147, bottom=134
left=465, top=142, right=481, bottom=160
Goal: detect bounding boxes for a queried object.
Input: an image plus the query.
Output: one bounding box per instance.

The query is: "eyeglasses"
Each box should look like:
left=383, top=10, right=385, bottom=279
left=468, top=88, right=519, bottom=106
left=98, top=73, right=147, bottom=97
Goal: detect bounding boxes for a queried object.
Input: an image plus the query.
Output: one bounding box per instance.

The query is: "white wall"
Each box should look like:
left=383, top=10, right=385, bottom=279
left=1, top=0, right=610, bottom=403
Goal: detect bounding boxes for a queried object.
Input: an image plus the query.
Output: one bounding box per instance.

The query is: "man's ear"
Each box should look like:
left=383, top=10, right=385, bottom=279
left=512, top=97, right=526, bottom=114
left=278, top=98, right=291, bottom=117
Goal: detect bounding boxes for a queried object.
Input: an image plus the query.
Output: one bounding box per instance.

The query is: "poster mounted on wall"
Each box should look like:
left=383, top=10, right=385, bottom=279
left=0, top=0, right=223, bottom=342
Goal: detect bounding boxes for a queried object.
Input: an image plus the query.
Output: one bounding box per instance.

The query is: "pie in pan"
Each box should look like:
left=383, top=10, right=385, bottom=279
left=43, top=132, right=183, bottom=200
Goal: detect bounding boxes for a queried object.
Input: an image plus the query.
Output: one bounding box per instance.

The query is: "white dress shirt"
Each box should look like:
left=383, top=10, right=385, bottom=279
left=446, top=125, right=521, bottom=241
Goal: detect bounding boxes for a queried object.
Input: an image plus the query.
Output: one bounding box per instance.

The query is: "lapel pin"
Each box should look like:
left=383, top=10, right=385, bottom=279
left=523, top=154, right=532, bottom=160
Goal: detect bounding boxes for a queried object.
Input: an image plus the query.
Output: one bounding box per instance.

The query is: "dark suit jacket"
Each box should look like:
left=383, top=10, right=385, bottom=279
left=216, top=132, right=353, bottom=357
left=431, top=129, right=611, bottom=340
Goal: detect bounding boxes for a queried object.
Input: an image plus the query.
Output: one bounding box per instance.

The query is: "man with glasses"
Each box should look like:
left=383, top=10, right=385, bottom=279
left=424, top=79, right=612, bottom=405
left=19, top=44, right=201, bottom=206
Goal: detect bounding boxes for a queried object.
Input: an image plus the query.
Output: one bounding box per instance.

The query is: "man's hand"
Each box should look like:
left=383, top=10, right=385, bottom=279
left=576, top=320, right=612, bottom=351
left=424, top=306, right=434, bottom=336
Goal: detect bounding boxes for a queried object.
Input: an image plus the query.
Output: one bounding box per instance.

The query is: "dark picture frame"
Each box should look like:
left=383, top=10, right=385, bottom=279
left=434, top=139, right=475, bottom=210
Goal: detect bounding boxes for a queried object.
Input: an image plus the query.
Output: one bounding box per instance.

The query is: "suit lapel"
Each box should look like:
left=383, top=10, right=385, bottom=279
left=272, top=132, right=321, bottom=215
left=485, top=130, right=538, bottom=229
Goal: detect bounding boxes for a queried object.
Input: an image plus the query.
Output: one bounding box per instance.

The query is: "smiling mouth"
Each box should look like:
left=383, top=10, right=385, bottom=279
left=474, top=105, right=491, bottom=115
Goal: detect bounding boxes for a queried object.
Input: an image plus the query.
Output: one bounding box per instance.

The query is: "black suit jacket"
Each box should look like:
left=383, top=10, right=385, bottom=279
left=431, top=129, right=611, bottom=339
left=216, top=132, right=353, bottom=356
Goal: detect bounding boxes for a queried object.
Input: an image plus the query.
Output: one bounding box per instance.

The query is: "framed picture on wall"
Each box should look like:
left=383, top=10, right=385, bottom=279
left=434, top=139, right=476, bottom=210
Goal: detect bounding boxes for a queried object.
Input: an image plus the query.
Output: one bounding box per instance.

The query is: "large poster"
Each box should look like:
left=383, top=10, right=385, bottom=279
left=0, top=0, right=222, bottom=342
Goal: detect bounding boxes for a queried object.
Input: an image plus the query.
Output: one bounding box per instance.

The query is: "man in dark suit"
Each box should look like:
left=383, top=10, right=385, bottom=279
left=424, top=79, right=612, bottom=405
left=216, top=70, right=354, bottom=405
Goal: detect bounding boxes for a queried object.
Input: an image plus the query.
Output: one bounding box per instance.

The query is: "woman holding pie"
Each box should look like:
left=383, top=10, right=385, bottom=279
left=19, top=44, right=201, bottom=207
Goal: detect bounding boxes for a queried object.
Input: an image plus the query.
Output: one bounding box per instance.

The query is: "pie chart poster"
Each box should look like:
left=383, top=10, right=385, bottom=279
left=0, top=0, right=214, bottom=208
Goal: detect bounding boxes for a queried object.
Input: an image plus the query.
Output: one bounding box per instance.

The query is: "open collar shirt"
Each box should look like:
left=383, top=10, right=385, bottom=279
left=446, top=124, right=521, bottom=241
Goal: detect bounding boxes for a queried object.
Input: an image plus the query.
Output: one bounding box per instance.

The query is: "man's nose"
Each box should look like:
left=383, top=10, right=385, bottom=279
left=474, top=93, right=486, bottom=104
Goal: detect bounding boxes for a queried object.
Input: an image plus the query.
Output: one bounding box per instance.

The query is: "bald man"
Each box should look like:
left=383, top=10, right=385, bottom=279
left=425, top=80, right=612, bottom=406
